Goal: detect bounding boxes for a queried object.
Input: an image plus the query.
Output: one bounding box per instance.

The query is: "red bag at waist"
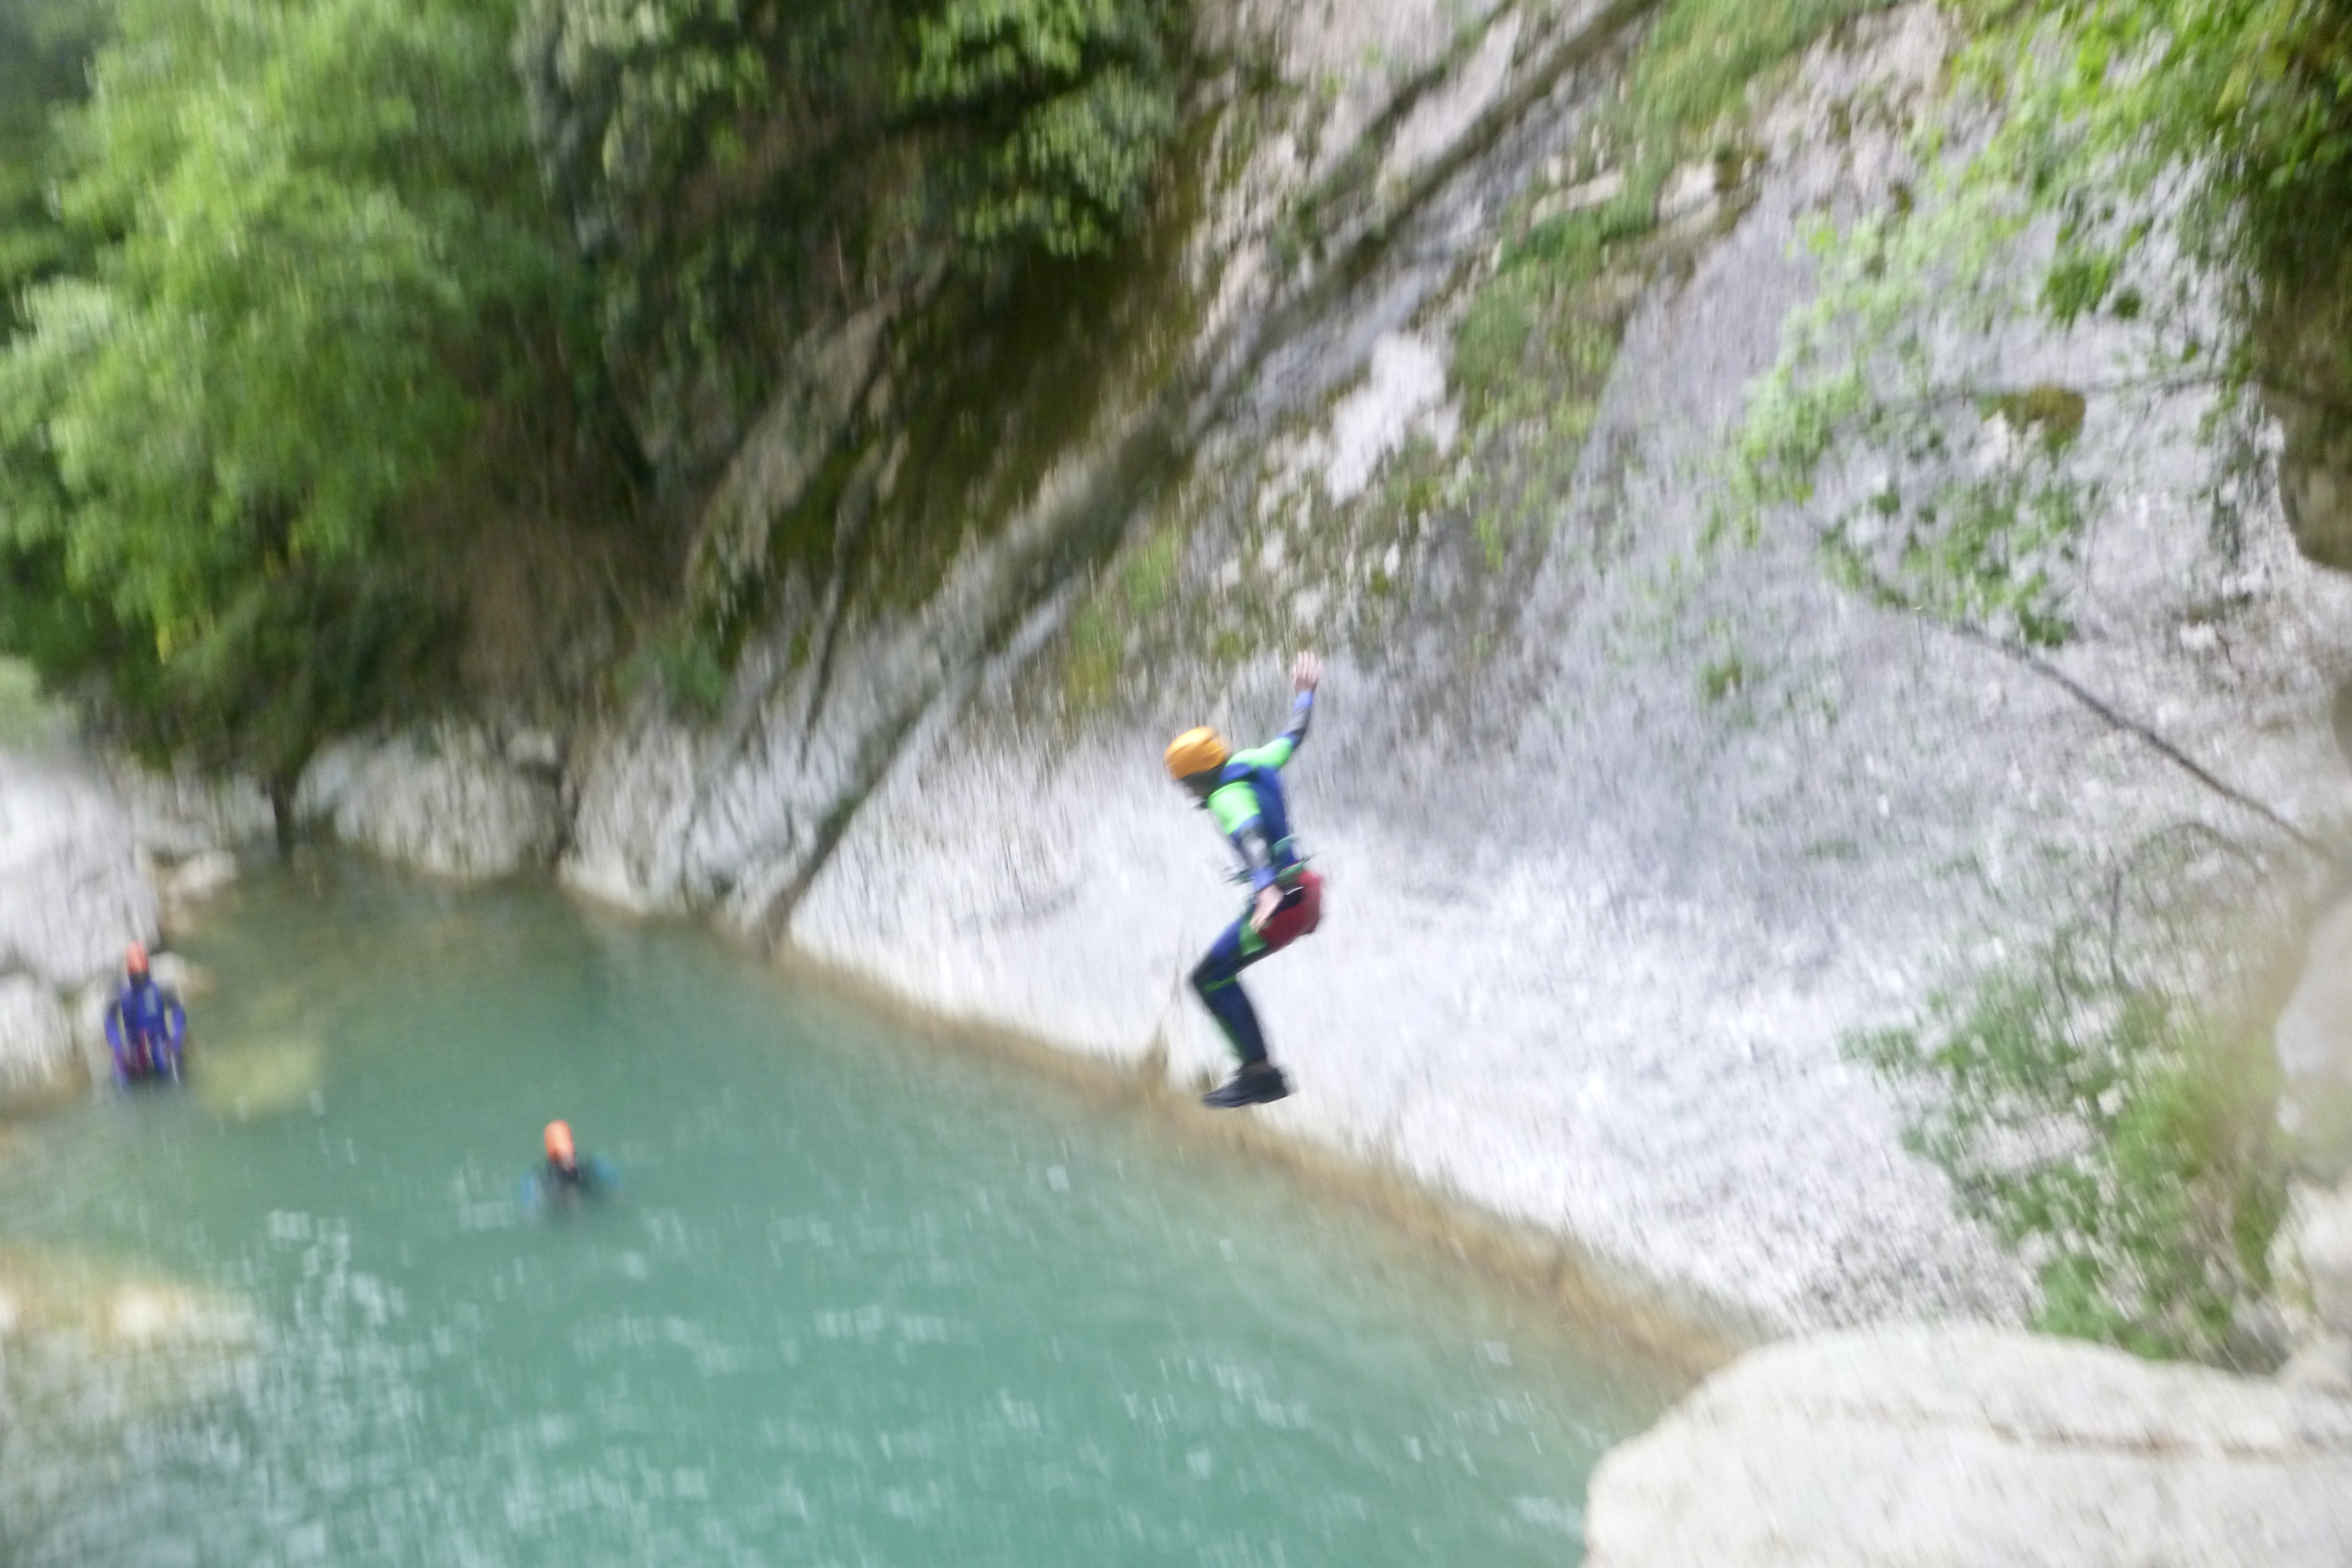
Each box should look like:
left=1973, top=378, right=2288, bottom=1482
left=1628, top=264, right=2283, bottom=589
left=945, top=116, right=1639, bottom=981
left=1257, top=868, right=1324, bottom=951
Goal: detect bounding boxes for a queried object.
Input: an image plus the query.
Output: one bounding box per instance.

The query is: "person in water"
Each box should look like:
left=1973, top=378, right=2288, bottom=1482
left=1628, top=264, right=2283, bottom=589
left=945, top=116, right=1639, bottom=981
left=105, top=942, right=186, bottom=1082
left=1165, top=652, right=1326, bottom=1108
left=536, top=1120, right=614, bottom=1200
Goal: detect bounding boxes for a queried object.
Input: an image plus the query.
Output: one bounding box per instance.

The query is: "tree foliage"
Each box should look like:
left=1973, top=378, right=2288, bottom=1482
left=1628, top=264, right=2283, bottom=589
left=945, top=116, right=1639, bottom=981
left=906, top=0, right=1183, bottom=257
left=517, top=0, right=1188, bottom=457
left=0, top=0, right=111, bottom=312
left=0, top=0, right=588, bottom=787
left=0, top=0, right=1195, bottom=784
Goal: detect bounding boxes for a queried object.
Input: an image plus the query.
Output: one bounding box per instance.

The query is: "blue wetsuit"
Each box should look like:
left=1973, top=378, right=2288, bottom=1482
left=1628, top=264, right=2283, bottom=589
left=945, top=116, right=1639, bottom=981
left=106, top=977, right=186, bottom=1079
left=1189, top=692, right=1314, bottom=1066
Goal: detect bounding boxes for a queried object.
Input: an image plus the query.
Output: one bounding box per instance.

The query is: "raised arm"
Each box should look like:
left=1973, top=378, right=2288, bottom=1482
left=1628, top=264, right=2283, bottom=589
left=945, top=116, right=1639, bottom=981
left=1229, top=653, right=1321, bottom=772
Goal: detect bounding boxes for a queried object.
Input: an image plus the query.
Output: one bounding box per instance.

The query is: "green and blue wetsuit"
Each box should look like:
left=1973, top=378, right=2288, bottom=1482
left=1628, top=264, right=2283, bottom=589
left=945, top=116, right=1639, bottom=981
left=1190, top=691, right=1314, bottom=1066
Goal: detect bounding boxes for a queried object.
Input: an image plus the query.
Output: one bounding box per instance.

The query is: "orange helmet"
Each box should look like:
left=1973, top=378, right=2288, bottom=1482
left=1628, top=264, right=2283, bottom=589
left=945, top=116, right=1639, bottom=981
left=125, top=942, right=149, bottom=974
left=1163, top=727, right=1229, bottom=781
left=544, top=1120, right=574, bottom=1160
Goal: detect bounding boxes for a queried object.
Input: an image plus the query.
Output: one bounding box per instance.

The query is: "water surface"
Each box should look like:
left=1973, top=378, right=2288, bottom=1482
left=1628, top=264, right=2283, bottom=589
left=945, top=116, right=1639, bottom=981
left=0, top=860, right=1673, bottom=1566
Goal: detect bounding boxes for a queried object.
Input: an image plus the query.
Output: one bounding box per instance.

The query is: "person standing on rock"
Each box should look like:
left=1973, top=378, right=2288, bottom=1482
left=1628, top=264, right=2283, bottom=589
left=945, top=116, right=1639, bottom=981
left=1165, top=653, right=1325, bottom=1108
left=105, top=943, right=186, bottom=1083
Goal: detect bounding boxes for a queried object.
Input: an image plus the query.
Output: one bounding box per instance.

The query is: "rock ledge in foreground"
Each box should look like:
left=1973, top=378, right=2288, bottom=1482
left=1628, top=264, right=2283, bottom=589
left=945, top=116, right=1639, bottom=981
left=1585, top=1326, right=2352, bottom=1568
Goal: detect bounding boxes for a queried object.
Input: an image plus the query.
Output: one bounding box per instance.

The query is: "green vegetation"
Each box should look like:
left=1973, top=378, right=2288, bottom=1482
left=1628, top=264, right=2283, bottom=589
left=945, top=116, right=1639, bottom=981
left=1062, top=523, right=1181, bottom=707
left=1733, top=1, right=2352, bottom=1363
left=622, top=628, right=730, bottom=719
left=0, top=0, right=1194, bottom=790
left=520, top=0, right=1188, bottom=449
left=0, top=0, right=585, bottom=797
left=1732, top=0, right=2352, bottom=648
left=1852, top=928, right=2286, bottom=1365
left=0, top=0, right=108, bottom=310
left=1447, top=0, right=1898, bottom=552
left=1696, top=651, right=1749, bottom=705
left=0, top=654, right=60, bottom=747
left=909, top=0, right=1186, bottom=258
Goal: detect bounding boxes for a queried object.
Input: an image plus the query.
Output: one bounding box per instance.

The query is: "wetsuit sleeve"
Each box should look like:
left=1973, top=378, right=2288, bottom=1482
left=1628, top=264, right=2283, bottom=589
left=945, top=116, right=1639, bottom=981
left=1228, top=691, right=1313, bottom=772
left=1206, top=782, right=1279, bottom=893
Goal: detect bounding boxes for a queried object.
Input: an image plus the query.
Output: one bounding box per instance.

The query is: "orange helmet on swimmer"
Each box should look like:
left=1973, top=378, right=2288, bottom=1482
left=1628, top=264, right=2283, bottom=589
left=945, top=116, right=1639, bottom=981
left=1164, top=727, right=1229, bottom=781
left=544, top=1120, right=575, bottom=1161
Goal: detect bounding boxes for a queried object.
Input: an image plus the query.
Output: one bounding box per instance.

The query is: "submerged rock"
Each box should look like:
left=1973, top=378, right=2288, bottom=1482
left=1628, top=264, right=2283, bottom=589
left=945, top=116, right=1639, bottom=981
left=1584, top=1327, right=2352, bottom=1566
left=194, top=1036, right=323, bottom=1121
left=0, top=1247, right=258, bottom=1461
left=298, top=722, right=565, bottom=881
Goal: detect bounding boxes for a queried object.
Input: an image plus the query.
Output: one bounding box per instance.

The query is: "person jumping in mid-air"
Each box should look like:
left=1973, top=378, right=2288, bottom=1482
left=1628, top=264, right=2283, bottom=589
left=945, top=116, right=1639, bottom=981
left=1165, top=653, right=1326, bottom=1109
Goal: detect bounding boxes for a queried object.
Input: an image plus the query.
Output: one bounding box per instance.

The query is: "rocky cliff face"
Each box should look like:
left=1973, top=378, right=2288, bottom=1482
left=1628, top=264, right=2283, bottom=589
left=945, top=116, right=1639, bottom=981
left=264, top=0, right=2352, bottom=1341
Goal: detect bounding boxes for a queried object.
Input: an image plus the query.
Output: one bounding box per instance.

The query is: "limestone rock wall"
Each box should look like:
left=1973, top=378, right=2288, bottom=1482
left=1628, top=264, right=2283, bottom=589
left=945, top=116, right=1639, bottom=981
left=0, top=750, right=162, bottom=1104
left=0, top=751, right=157, bottom=992
left=534, top=0, right=2352, bottom=1339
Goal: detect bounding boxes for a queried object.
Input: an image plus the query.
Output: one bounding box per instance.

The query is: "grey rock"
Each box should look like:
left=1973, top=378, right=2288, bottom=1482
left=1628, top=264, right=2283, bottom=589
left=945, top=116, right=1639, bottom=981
left=160, top=850, right=239, bottom=912
left=689, top=300, right=896, bottom=614
left=2278, top=899, right=2352, bottom=1155
left=298, top=723, right=564, bottom=881
left=1585, top=1327, right=2352, bottom=1567
left=2257, top=265, right=2352, bottom=576
left=0, top=976, right=74, bottom=1098
left=148, top=951, right=214, bottom=1001
left=2294, top=1182, right=2352, bottom=1340
left=68, top=977, right=114, bottom=1079
left=2283, top=1334, right=2352, bottom=1395
left=504, top=727, right=564, bottom=774
left=102, top=758, right=275, bottom=857
left=2274, top=395, right=2352, bottom=572
left=0, top=751, right=158, bottom=989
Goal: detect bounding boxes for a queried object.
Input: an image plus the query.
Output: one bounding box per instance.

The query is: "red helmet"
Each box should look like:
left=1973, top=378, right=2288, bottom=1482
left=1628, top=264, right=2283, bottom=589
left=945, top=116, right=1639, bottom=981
left=125, top=942, right=149, bottom=975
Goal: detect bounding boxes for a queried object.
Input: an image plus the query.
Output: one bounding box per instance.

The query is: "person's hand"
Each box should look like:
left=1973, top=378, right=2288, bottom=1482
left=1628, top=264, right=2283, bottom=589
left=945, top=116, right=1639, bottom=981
left=1291, top=652, right=1321, bottom=695
left=1248, top=884, right=1282, bottom=932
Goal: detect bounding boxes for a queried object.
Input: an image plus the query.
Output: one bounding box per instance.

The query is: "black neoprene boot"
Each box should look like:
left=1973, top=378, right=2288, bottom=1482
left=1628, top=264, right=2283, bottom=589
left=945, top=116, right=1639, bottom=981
left=1202, top=1063, right=1290, bottom=1109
